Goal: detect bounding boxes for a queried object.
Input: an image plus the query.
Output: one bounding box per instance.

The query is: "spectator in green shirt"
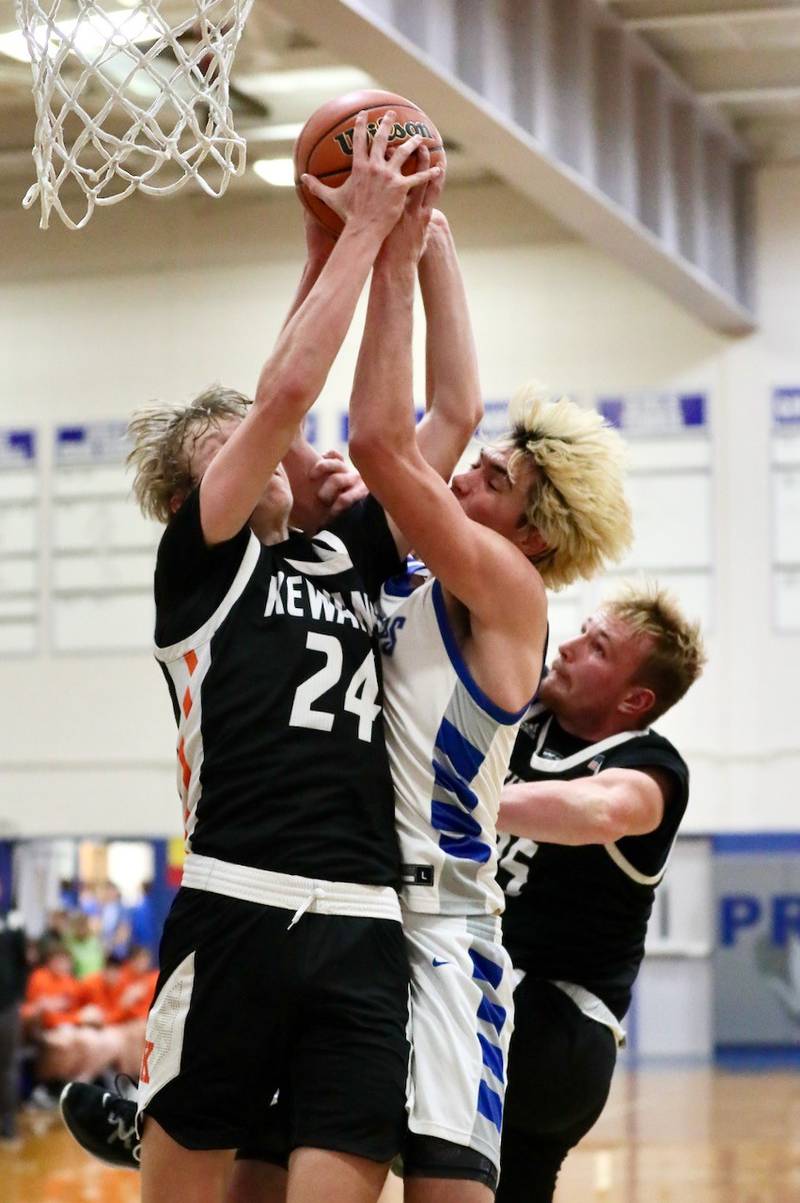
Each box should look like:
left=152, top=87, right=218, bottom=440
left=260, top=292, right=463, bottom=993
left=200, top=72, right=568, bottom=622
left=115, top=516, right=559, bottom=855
left=64, top=913, right=104, bottom=980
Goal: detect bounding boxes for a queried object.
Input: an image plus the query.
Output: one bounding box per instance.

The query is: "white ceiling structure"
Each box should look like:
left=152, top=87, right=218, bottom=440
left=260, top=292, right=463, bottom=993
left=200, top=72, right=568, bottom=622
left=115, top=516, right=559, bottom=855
left=607, top=0, right=800, bottom=163
left=1, top=1, right=798, bottom=333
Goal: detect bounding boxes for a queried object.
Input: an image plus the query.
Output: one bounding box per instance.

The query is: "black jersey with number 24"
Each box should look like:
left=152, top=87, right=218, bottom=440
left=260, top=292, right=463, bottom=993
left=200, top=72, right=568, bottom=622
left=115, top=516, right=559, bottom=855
left=153, top=488, right=402, bottom=887
left=498, top=703, right=689, bottom=1018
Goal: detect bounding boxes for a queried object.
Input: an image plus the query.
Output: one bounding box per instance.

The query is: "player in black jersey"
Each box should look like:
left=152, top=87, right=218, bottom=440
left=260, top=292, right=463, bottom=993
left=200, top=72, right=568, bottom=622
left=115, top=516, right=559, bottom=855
left=61, top=112, right=443, bottom=1203
left=59, top=126, right=492, bottom=1203
left=494, top=583, right=706, bottom=1203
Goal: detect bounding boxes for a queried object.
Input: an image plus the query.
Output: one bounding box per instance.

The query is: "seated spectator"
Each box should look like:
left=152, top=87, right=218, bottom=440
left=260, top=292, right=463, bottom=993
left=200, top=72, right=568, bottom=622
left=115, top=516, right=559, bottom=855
left=117, top=947, right=158, bottom=1023
left=22, top=940, right=85, bottom=1100
left=76, top=952, right=156, bottom=1080
left=22, top=940, right=83, bottom=1033
left=77, top=954, right=129, bottom=1027
left=64, top=913, right=104, bottom=980
left=22, top=943, right=125, bottom=1102
left=116, top=948, right=158, bottom=1079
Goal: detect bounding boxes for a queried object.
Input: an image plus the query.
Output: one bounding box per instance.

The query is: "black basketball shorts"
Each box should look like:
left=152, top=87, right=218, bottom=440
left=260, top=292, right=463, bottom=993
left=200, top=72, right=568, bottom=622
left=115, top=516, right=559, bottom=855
left=502, top=975, right=618, bottom=1148
left=137, top=871, right=410, bottom=1162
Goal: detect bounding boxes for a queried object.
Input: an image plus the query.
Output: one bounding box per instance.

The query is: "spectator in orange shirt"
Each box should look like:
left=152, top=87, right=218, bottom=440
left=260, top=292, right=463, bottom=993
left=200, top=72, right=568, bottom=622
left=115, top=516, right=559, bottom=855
left=22, top=941, right=85, bottom=1094
left=116, top=948, right=158, bottom=1078
left=23, top=943, right=126, bottom=1095
left=76, top=951, right=157, bottom=1080
left=118, top=948, right=158, bottom=1022
left=77, top=955, right=129, bottom=1027
left=23, top=941, right=83, bottom=1032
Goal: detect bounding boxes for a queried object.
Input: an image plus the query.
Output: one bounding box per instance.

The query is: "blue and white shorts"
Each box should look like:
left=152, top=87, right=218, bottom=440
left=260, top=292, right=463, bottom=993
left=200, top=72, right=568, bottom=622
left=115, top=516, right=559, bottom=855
left=403, top=910, right=514, bottom=1173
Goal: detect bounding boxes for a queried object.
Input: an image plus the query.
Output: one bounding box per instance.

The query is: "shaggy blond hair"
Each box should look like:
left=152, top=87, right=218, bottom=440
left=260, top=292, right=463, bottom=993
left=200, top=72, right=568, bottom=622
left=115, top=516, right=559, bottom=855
left=126, top=386, right=251, bottom=524
left=499, top=384, right=632, bottom=590
left=604, top=580, right=707, bottom=722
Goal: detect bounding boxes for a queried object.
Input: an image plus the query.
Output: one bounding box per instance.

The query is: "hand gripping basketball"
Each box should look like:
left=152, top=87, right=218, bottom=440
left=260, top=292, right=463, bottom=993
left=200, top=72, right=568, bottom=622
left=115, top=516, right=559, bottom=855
left=294, top=89, right=446, bottom=236
left=301, top=111, right=442, bottom=241
left=378, top=145, right=445, bottom=266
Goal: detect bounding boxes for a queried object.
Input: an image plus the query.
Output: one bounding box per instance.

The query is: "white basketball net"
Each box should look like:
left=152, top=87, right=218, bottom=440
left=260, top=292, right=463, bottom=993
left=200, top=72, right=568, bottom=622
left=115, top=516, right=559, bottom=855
left=16, top=0, right=255, bottom=229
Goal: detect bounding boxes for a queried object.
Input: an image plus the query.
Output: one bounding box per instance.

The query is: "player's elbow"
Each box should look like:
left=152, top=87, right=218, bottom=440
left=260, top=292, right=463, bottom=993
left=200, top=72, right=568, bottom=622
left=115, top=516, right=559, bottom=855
left=430, top=388, right=483, bottom=435
left=255, top=346, right=321, bottom=416
left=466, top=389, right=484, bottom=431
left=594, top=787, right=649, bottom=844
left=349, top=427, right=398, bottom=477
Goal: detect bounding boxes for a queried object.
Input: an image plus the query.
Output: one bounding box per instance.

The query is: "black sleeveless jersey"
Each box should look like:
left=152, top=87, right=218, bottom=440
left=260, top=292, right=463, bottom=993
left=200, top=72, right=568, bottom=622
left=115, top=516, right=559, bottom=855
left=153, top=488, right=403, bottom=887
left=497, top=704, right=689, bottom=1018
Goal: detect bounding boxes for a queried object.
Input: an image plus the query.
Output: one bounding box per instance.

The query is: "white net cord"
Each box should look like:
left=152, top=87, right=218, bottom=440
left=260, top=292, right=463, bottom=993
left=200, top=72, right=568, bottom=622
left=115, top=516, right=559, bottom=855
left=16, top=0, right=255, bottom=230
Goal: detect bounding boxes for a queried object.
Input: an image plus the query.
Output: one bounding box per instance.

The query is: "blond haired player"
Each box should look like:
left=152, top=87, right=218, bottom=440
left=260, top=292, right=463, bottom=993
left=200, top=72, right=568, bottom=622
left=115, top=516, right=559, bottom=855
left=495, top=583, right=706, bottom=1201
left=337, top=166, right=633, bottom=1199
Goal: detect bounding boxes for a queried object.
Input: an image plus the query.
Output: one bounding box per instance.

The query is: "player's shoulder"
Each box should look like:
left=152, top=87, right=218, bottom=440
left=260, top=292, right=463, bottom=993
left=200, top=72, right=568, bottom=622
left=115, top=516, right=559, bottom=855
left=605, top=726, right=690, bottom=807
left=623, top=725, right=686, bottom=766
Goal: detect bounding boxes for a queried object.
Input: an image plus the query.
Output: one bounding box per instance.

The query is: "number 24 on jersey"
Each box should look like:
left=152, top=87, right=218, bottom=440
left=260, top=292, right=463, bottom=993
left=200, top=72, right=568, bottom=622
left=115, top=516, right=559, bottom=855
left=289, top=632, right=381, bottom=742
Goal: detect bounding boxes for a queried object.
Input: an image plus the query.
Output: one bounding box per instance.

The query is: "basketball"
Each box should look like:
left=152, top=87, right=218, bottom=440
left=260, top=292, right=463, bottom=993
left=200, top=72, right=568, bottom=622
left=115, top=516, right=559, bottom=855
left=294, top=89, right=446, bottom=236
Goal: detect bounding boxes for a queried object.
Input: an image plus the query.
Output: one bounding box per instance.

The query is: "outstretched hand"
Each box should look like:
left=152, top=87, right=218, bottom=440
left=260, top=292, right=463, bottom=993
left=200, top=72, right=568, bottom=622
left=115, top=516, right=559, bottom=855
left=377, top=144, right=445, bottom=266
left=301, top=110, right=442, bottom=242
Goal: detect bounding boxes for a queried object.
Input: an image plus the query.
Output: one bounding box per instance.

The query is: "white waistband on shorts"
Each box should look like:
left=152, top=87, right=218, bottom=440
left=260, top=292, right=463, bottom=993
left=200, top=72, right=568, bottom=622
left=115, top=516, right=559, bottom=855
left=551, top=980, right=627, bottom=1047
left=513, top=970, right=626, bottom=1047
left=182, top=852, right=402, bottom=926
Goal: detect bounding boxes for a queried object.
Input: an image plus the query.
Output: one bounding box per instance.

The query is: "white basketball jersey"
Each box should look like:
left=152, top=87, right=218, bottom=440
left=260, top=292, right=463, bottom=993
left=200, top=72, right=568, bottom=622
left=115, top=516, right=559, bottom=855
left=379, top=567, right=529, bottom=916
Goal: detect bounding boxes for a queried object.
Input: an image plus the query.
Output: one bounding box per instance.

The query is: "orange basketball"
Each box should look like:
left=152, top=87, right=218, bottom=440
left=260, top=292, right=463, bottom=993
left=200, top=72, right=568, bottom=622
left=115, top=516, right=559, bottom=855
left=294, top=89, right=446, bottom=236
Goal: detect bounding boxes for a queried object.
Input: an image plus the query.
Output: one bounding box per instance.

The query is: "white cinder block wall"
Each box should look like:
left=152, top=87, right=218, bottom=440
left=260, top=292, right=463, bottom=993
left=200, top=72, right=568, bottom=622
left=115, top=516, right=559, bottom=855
left=0, top=166, right=797, bottom=839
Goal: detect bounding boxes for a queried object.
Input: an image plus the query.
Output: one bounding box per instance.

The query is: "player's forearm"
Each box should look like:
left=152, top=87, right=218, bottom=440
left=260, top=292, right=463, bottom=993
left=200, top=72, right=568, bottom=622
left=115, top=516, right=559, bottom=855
left=419, top=219, right=483, bottom=429
left=256, top=222, right=383, bottom=419
left=497, top=778, right=623, bottom=846
left=349, top=255, right=417, bottom=474
left=279, top=250, right=328, bottom=335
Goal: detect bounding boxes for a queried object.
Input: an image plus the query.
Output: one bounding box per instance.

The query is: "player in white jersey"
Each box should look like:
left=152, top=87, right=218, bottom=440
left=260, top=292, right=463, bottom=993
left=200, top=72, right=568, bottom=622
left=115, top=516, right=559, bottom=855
left=340, top=158, right=634, bottom=1198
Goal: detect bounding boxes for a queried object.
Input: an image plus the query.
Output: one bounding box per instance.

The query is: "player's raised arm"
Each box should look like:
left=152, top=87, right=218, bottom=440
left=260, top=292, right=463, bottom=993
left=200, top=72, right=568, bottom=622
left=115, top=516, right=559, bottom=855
left=278, top=213, right=343, bottom=532
left=415, top=208, right=484, bottom=478
left=198, top=110, right=440, bottom=546
left=348, top=172, right=547, bottom=658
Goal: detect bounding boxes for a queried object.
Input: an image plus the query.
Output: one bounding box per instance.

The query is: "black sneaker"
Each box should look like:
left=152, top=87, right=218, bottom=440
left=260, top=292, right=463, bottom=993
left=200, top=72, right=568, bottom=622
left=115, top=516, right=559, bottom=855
left=59, top=1082, right=140, bottom=1169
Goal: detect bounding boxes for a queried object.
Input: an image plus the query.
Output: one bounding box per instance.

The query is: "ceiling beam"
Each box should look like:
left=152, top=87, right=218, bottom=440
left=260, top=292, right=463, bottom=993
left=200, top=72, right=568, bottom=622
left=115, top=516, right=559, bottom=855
left=703, top=86, right=800, bottom=104
left=626, top=5, right=800, bottom=30
left=671, top=49, right=800, bottom=96
left=611, top=0, right=800, bottom=18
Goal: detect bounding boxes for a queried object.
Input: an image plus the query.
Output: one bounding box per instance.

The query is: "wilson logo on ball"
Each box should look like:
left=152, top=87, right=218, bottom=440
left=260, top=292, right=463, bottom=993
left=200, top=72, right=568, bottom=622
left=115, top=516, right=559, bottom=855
left=333, top=120, right=433, bottom=156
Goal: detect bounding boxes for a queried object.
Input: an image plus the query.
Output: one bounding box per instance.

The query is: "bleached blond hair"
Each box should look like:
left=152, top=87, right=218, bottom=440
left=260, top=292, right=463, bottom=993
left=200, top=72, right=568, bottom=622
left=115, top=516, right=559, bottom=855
left=604, top=580, right=707, bottom=722
left=126, top=385, right=251, bottom=524
left=499, top=384, right=633, bottom=590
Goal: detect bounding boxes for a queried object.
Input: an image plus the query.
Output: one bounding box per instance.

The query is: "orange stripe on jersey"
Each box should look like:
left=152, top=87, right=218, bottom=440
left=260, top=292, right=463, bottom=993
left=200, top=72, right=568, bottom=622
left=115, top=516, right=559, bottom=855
left=182, top=687, right=193, bottom=718
left=184, top=650, right=198, bottom=675
left=178, top=738, right=191, bottom=790
left=140, top=1039, right=155, bottom=1084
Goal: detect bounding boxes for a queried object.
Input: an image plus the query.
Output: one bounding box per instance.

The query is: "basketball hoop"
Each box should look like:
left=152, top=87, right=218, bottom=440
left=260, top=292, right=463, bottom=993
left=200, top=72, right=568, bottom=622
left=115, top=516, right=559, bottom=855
left=15, top=0, right=255, bottom=230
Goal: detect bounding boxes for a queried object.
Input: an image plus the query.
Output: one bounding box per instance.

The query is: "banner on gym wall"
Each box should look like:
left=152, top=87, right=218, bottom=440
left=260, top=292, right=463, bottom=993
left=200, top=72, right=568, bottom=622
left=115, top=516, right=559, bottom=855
left=597, top=392, right=708, bottom=437
left=0, top=428, right=36, bottom=466
left=714, top=835, right=800, bottom=1049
